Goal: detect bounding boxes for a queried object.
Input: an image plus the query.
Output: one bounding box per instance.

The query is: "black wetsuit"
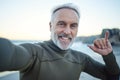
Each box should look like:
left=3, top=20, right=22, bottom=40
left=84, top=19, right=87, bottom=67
left=0, top=38, right=120, bottom=80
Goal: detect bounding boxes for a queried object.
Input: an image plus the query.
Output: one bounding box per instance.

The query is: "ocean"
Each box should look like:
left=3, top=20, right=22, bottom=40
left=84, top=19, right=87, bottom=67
left=0, top=40, right=119, bottom=80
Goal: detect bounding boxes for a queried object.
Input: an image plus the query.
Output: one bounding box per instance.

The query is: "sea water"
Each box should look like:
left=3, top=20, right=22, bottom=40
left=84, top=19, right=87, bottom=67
left=0, top=40, right=110, bottom=80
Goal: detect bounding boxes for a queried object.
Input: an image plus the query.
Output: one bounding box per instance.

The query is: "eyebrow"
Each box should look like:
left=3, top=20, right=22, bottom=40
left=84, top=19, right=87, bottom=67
left=57, top=21, right=78, bottom=26
left=58, top=21, right=78, bottom=23
left=57, top=21, right=65, bottom=23
left=72, top=23, right=78, bottom=25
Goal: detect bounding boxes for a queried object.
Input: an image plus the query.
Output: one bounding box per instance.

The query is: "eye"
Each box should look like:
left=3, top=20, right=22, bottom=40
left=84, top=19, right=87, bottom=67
left=71, top=23, right=78, bottom=29
left=57, top=21, right=66, bottom=27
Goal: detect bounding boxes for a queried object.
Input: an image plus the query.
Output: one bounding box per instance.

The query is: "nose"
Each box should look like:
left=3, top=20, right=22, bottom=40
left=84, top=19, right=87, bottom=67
left=63, top=26, right=71, bottom=34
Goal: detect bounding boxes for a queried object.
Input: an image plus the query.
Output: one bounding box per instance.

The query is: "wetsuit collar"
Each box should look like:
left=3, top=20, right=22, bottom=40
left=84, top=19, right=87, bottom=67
left=47, top=40, right=70, bottom=53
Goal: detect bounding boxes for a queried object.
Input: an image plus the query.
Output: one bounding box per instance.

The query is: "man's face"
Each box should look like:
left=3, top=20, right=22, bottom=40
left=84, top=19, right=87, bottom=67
left=50, top=8, right=79, bottom=50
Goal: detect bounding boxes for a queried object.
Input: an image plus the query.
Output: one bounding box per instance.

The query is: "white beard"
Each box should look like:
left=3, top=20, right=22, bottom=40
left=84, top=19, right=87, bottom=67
left=51, top=31, right=75, bottom=50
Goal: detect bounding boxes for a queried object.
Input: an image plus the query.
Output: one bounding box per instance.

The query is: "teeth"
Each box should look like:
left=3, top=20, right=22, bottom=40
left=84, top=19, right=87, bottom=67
left=62, top=37, right=69, bottom=40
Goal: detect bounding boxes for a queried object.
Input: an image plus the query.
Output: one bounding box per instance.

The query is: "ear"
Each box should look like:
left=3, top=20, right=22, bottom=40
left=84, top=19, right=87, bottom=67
left=49, top=22, right=52, bottom=32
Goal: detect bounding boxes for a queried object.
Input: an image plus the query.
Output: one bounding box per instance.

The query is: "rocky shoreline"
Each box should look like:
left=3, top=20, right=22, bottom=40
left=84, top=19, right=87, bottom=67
left=76, top=28, right=120, bottom=46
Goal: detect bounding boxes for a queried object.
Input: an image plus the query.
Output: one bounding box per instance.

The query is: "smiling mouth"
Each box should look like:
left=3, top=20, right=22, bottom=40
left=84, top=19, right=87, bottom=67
left=58, top=34, right=72, bottom=43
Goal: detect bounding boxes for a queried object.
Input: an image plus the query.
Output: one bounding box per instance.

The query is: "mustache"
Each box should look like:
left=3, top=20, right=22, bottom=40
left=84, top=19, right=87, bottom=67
left=58, top=33, right=72, bottom=39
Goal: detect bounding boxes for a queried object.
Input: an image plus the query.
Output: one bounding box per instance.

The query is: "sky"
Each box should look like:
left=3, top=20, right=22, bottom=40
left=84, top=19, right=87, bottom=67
left=0, top=0, right=120, bottom=40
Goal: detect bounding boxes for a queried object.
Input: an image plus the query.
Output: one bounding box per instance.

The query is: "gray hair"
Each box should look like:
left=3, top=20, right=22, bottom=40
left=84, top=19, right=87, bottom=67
left=50, top=3, right=80, bottom=21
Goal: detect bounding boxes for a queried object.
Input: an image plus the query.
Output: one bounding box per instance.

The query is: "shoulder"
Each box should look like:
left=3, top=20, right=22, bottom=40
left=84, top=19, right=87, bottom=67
left=19, top=42, right=44, bottom=56
left=19, top=40, right=49, bottom=49
left=20, top=42, right=42, bottom=50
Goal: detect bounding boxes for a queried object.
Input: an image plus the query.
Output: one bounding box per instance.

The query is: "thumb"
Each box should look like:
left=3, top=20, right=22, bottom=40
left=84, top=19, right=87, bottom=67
left=88, top=45, right=97, bottom=52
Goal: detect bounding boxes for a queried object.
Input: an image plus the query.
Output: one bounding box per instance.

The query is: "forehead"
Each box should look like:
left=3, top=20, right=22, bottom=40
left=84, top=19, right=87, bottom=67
left=53, top=8, right=79, bottom=23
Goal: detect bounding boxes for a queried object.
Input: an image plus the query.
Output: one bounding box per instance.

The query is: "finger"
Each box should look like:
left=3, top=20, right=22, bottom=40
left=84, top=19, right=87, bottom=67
left=99, top=38, right=108, bottom=49
left=105, top=31, right=109, bottom=46
left=99, top=38, right=107, bottom=49
left=88, top=45, right=96, bottom=52
left=105, top=31, right=109, bottom=41
left=94, top=39, right=102, bottom=49
left=88, top=45, right=99, bottom=53
left=102, top=39, right=107, bottom=48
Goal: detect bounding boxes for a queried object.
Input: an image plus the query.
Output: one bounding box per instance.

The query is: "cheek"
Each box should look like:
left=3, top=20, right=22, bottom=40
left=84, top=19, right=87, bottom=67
left=54, top=27, right=64, bottom=34
left=72, top=29, right=78, bottom=37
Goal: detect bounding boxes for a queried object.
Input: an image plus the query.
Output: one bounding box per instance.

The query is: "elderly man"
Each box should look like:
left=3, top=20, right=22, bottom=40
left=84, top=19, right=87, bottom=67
left=0, top=3, right=120, bottom=80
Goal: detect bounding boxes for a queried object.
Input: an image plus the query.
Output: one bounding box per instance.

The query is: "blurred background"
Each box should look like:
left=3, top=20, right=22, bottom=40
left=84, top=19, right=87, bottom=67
left=0, top=0, right=120, bottom=40
left=0, top=0, right=120, bottom=80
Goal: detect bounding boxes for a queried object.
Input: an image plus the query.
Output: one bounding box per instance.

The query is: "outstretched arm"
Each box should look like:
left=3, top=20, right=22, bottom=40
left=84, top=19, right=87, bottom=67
left=0, top=38, right=31, bottom=71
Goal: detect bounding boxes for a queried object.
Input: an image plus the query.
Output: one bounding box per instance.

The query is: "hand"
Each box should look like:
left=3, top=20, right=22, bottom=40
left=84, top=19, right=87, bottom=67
left=88, top=31, right=112, bottom=55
